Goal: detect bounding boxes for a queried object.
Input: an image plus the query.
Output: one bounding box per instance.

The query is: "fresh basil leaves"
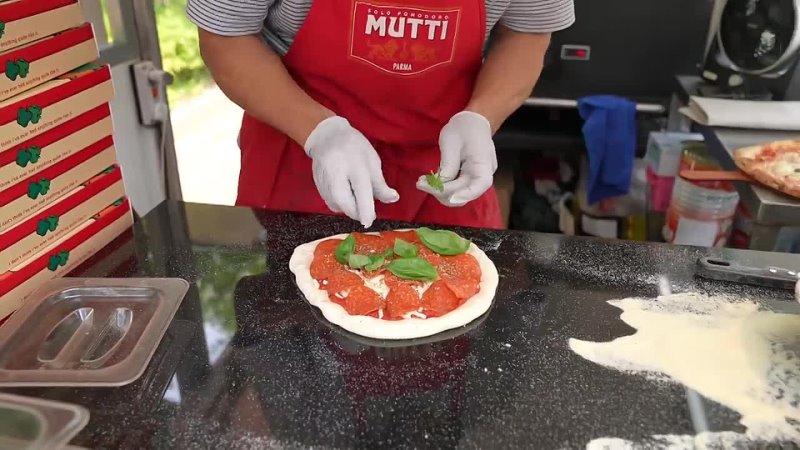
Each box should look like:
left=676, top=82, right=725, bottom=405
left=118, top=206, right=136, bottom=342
left=425, top=171, right=444, bottom=192
left=335, top=230, right=466, bottom=279
left=348, top=254, right=370, bottom=269
left=386, top=257, right=437, bottom=281
left=335, top=234, right=356, bottom=264
left=416, top=227, right=470, bottom=256
left=339, top=236, right=392, bottom=271
left=393, top=238, right=418, bottom=259
left=364, top=254, right=386, bottom=271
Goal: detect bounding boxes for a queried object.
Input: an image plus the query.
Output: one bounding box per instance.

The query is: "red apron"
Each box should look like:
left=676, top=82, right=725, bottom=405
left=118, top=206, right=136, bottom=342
left=237, top=0, right=503, bottom=229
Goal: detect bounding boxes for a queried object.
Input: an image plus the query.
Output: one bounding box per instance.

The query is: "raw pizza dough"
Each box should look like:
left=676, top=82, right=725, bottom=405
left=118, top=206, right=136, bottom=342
left=289, top=231, right=499, bottom=340
left=734, top=140, right=800, bottom=198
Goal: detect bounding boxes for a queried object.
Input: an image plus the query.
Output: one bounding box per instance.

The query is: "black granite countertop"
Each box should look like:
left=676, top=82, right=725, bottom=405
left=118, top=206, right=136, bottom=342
left=4, top=201, right=800, bottom=449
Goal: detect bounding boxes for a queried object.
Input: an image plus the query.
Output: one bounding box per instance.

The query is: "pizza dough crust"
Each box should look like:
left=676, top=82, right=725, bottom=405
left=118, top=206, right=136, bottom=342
left=289, top=231, right=499, bottom=340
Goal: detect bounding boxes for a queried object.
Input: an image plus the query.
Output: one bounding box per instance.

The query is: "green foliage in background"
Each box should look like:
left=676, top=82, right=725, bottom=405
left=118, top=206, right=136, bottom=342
left=195, top=248, right=268, bottom=334
left=155, top=0, right=211, bottom=103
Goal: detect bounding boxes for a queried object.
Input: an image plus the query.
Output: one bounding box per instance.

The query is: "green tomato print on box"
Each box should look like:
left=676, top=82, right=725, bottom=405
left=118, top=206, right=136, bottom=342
left=36, top=215, right=59, bottom=236
left=17, top=105, right=42, bottom=127
left=15, top=145, right=42, bottom=168
left=5, top=59, right=30, bottom=81
left=27, top=178, right=51, bottom=200
left=0, top=22, right=6, bottom=39
left=47, top=250, right=69, bottom=272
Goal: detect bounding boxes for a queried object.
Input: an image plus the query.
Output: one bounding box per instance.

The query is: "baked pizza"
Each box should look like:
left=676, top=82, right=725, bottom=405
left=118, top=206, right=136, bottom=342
left=734, top=140, right=800, bottom=198
left=289, top=229, right=498, bottom=340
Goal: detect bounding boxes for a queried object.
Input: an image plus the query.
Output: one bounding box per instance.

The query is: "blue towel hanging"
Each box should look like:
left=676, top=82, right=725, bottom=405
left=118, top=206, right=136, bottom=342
left=578, top=95, right=637, bottom=205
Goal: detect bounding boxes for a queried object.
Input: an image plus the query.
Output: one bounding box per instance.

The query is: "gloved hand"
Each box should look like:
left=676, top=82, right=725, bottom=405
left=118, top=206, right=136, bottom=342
left=416, top=111, right=497, bottom=207
left=305, top=116, right=399, bottom=227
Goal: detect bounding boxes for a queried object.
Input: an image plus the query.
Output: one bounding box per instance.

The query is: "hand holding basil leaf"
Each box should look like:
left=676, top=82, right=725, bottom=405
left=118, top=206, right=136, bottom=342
left=393, top=238, right=418, bottom=258
left=335, top=234, right=355, bottom=264
left=416, top=227, right=470, bottom=255
left=425, top=171, right=444, bottom=192
left=387, top=257, right=437, bottom=281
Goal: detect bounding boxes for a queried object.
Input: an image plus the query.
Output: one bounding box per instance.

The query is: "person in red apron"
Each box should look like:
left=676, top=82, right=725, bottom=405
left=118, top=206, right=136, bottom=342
left=192, top=0, right=569, bottom=229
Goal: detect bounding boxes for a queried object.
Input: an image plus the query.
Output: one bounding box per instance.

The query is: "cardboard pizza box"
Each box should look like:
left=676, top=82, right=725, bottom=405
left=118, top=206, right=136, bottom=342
left=0, top=64, right=112, bottom=151
left=0, top=135, right=116, bottom=233
left=0, top=23, right=98, bottom=101
left=0, top=165, right=123, bottom=272
left=0, top=103, right=110, bottom=191
left=0, top=0, right=84, bottom=53
left=0, top=198, right=132, bottom=320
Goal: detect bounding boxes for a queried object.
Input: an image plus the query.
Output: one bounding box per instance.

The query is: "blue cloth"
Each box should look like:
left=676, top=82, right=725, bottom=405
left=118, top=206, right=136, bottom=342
left=578, top=95, right=637, bottom=205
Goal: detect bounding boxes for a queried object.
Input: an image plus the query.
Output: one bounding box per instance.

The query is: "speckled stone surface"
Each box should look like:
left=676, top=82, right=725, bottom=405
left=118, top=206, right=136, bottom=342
left=4, top=201, right=799, bottom=449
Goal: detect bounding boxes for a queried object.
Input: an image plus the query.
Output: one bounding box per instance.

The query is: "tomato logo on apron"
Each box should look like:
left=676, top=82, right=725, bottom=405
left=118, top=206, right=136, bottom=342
left=350, top=2, right=461, bottom=76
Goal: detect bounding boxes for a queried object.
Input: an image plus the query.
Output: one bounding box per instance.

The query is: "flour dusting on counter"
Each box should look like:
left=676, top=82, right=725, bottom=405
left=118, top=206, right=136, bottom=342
left=569, top=293, right=800, bottom=448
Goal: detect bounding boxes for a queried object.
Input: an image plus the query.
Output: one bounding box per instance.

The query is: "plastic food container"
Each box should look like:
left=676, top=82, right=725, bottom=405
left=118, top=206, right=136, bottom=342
left=0, top=393, right=88, bottom=449
left=0, top=277, right=189, bottom=387
left=645, top=166, right=675, bottom=213
left=679, top=141, right=736, bottom=192
left=644, top=131, right=705, bottom=177
left=664, top=177, right=739, bottom=247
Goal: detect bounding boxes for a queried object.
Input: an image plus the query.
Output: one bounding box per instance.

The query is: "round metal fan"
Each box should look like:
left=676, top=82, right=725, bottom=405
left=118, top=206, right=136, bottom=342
left=717, top=0, right=800, bottom=76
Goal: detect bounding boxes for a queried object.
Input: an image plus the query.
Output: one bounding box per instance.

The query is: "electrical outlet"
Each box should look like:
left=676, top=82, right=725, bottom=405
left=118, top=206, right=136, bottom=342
left=131, top=61, right=173, bottom=126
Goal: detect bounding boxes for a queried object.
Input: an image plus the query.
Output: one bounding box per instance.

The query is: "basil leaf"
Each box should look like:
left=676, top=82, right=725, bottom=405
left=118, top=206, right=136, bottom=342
left=425, top=171, right=444, bottom=192
left=393, top=238, right=418, bottom=259
left=348, top=254, right=370, bottom=269
left=384, top=248, right=394, bottom=259
left=386, top=257, right=437, bottom=281
left=364, top=254, right=386, bottom=272
left=335, top=234, right=355, bottom=264
left=416, top=227, right=470, bottom=256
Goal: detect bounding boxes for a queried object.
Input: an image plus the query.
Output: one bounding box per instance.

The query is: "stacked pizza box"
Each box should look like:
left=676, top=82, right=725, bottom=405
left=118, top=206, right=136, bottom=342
left=0, top=0, right=132, bottom=320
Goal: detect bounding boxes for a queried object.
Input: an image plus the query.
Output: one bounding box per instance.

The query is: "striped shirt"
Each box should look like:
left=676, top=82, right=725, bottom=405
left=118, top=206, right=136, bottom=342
left=187, top=0, right=575, bottom=55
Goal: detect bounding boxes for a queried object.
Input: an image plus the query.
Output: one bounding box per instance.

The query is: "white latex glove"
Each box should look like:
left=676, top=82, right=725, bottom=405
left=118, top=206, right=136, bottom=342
left=416, top=111, right=498, bottom=207
left=305, top=116, right=399, bottom=227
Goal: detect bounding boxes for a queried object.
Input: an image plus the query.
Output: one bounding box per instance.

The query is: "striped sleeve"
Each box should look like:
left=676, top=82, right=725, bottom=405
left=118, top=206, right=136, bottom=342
left=186, top=0, right=272, bottom=36
left=501, top=0, right=575, bottom=33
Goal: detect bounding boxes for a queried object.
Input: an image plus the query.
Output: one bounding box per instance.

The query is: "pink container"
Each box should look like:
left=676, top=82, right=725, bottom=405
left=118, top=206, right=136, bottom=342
left=646, top=166, right=675, bottom=213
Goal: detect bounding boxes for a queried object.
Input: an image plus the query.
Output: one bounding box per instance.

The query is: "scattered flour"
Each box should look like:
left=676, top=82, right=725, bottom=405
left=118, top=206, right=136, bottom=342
left=585, top=432, right=753, bottom=450
left=569, top=293, right=800, bottom=449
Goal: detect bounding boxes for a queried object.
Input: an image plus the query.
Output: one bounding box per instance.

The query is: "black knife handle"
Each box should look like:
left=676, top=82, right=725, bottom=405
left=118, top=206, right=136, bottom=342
left=695, top=257, right=799, bottom=291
